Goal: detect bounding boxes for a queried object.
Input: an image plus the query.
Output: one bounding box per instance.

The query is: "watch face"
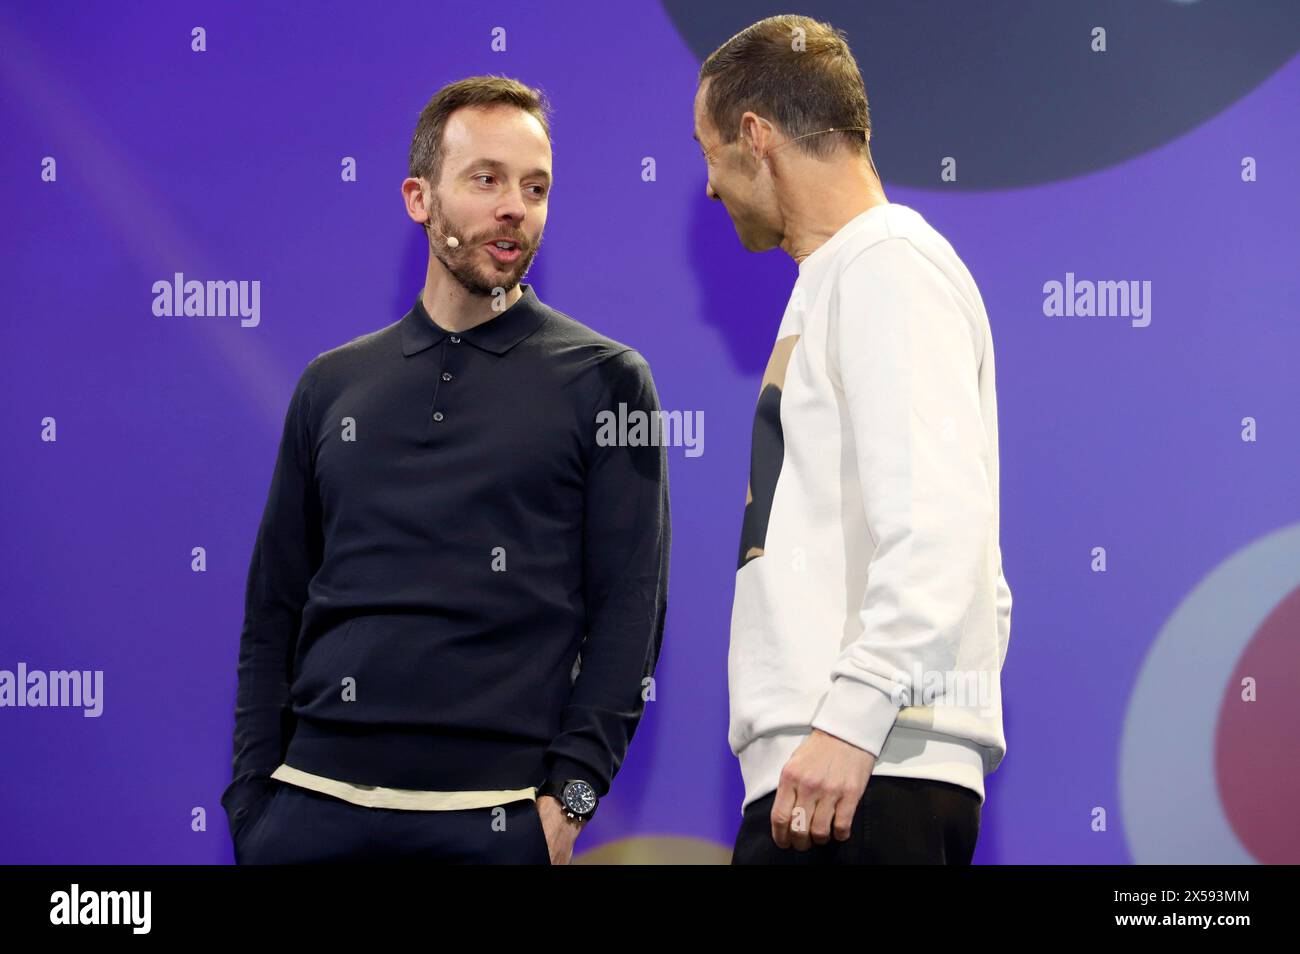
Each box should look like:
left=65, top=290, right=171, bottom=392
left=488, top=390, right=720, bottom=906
left=562, top=780, right=597, bottom=816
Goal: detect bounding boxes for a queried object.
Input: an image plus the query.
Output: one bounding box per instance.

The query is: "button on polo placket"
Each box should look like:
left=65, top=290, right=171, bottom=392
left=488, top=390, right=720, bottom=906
left=430, top=333, right=465, bottom=431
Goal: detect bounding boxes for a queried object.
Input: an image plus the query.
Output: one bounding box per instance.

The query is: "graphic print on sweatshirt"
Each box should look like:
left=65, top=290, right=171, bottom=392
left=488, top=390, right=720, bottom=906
left=738, top=334, right=799, bottom=569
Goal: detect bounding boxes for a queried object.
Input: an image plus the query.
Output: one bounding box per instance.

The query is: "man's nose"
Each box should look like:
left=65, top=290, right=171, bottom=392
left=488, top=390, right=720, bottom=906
left=705, top=179, right=719, bottom=201
left=497, top=196, right=526, bottom=222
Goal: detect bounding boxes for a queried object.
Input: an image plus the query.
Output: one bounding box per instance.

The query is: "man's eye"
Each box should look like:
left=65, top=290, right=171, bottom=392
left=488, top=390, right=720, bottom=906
left=528, top=185, right=547, bottom=197
left=476, top=175, right=495, bottom=185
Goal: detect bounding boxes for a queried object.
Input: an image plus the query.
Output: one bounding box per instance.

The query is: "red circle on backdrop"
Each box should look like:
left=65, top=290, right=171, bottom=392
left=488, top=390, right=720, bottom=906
left=1215, top=583, right=1300, bottom=864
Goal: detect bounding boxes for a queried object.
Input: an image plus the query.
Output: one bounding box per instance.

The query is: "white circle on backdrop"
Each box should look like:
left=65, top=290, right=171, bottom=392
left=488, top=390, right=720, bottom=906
left=1119, top=521, right=1300, bottom=863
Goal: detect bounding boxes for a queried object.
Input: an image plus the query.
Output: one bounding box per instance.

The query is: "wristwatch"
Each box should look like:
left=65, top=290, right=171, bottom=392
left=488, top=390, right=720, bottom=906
left=537, top=778, right=599, bottom=822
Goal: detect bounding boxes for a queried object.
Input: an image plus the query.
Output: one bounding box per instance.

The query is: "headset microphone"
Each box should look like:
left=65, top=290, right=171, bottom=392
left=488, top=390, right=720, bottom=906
left=424, top=220, right=460, bottom=248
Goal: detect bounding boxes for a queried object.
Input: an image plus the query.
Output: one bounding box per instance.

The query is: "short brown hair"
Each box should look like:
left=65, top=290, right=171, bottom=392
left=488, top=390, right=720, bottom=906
left=408, top=75, right=552, bottom=186
left=699, top=15, right=871, bottom=161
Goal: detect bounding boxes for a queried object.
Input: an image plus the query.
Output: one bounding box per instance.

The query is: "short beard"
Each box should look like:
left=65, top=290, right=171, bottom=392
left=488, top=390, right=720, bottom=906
left=426, top=195, right=541, bottom=298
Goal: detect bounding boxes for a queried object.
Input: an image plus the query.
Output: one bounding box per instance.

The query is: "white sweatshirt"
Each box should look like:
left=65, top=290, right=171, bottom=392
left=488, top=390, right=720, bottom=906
left=728, top=202, right=1012, bottom=813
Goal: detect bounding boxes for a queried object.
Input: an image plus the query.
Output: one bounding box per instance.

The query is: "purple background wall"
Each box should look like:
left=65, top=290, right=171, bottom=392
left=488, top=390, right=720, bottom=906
left=2, top=0, right=1297, bottom=863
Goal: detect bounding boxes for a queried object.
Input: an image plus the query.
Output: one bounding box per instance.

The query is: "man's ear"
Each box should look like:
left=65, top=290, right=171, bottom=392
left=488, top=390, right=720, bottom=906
left=740, top=112, right=768, bottom=161
left=740, top=116, right=756, bottom=158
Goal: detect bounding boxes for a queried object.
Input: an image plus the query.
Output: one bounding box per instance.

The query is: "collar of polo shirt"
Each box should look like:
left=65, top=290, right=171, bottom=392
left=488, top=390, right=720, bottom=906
left=401, top=283, right=548, bottom=357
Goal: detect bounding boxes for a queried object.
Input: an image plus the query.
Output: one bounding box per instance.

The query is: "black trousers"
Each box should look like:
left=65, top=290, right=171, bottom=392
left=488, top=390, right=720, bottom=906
left=233, top=780, right=551, bottom=864
left=732, top=775, right=981, bottom=865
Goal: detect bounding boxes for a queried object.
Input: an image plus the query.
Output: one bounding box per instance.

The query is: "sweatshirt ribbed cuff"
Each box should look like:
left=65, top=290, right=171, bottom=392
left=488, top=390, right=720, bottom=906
left=810, top=677, right=901, bottom=759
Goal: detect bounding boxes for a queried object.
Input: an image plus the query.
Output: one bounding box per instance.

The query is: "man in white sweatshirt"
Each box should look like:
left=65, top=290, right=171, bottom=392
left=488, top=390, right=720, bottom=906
left=694, top=15, right=1013, bottom=864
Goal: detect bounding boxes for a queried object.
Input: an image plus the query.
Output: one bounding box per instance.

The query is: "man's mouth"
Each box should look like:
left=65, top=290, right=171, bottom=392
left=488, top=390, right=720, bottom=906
left=483, top=238, right=523, bottom=264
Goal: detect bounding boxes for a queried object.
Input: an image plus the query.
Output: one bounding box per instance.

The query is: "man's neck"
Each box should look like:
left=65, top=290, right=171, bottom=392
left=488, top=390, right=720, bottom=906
left=778, top=160, right=889, bottom=265
left=420, top=264, right=524, bottom=333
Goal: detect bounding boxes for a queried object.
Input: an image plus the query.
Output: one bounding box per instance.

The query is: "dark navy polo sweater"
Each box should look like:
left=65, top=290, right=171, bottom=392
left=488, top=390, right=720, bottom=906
left=221, top=283, right=670, bottom=836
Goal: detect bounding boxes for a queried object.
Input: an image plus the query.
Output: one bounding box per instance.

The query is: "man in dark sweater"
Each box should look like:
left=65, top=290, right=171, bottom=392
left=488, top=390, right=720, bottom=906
left=220, top=76, right=670, bottom=864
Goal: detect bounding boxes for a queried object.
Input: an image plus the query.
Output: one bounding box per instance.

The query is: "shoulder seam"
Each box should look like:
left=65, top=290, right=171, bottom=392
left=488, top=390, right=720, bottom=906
left=837, top=234, right=985, bottom=365
left=840, top=234, right=966, bottom=302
